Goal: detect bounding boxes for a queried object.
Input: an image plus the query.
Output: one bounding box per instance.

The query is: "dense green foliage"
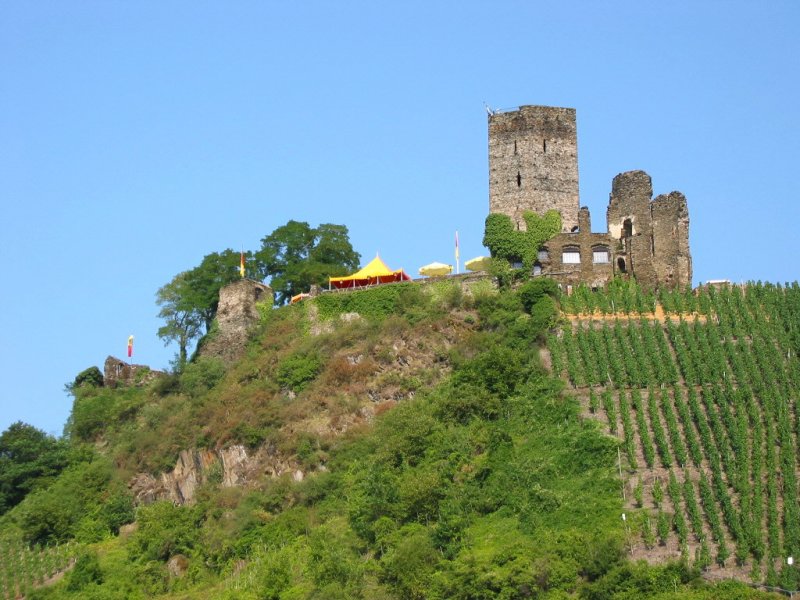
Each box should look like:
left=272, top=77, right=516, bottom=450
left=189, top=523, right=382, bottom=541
left=156, top=271, right=207, bottom=368
left=483, top=209, right=561, bottom=270
left=315, top=282, right=431, bottom=321
left=0, top=423, right=69, bottom=515
left=12, top=457, right=132, bottom=545
left=66, top=550, right=103, bottom=591
left=255, top=220, right=361, bottom=305
left=71, top=366, right=104, bottom=389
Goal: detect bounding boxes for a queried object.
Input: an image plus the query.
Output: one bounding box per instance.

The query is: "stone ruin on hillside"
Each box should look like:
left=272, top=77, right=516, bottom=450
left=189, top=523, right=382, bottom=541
left=103, top=356, right=164, bottom=387
left=198, top=278, right=273, bottom=363
left=488, top=104, right=691, bottom=289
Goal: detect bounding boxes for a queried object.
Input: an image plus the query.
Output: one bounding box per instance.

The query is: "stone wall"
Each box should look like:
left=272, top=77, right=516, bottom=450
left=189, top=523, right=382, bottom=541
left=606, top=170, right=692, bottom=288
left=539, top=206, right=615, bottom=288
left=199, top=279, right=273, bottom=363
left=103, top=356, right=163, bottom=387
left=650, top=192, right=692, bottom=288
left=488, top=105, right=579, bottom=233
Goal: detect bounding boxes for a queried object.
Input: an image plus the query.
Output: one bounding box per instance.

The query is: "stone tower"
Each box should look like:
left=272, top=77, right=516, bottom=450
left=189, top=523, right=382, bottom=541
left=607, top=170, right=692, bottom=288
left=199, top=279, right=273, bottom=363
left=488, top=105, right=579, bottom=232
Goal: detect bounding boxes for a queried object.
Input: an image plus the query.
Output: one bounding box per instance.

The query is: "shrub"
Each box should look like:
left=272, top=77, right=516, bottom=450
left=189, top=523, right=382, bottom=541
left=519, top=278, right=560, bottom=314
left=529, top=294, right=559, bottom=334
left=129, top=501, right=202, bottom=562
left=315, top=283, right=420, bottom=321
left=67, top=550, right=104, bottom=591
left=380, top=524, right=440, bottom=598
left=452, top=345, right=529, bottom=398
left=101, top=488, right=135, bottom=534
left=151, top=371, right=180, bottom=396
left=66, top=388, right=115, bottom=442
left=16, top=457, right=112, bottom=544
left=277, top=351, right=323, bottom=392
left=433, top=383, right=500, bottom=424
left=180, top=357, right=226, bottom=397
left=72, top=366, right=104, bottom=389
left=66, top=386, right=147, bottom=442
left=475, top=290, right=524, bottom=331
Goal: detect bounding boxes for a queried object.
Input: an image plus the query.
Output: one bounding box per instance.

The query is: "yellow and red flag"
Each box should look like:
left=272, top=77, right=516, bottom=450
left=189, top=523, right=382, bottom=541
left=240, top=251, right=246, bottom=278
left=127, top=335, right=134, bottom=358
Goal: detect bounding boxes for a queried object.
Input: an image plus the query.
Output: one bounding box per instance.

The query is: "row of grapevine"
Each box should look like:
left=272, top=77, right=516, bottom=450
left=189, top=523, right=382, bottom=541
left=0, top=539, right=76, bottom=599
left=552, top=320, right=680, bottom=388
left=551, top=281, right=800, bottom=586
left=560, top=279, right=658, bottom=316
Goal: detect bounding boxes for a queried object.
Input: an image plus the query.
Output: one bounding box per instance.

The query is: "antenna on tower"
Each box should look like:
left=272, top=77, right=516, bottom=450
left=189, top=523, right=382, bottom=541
left=484, top=102, right=496, bottom=116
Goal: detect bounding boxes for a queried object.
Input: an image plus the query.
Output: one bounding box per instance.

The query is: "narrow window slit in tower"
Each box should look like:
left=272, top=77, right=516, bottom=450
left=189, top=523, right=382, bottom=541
left=543, top=139, right=547, bottom=153
left=514, top=140, right=517, bottom=154
left=516, top=172, right=522, bottom=187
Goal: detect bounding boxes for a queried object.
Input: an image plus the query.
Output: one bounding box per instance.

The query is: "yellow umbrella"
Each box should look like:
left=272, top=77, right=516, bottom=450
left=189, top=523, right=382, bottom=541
left=418, top=262, right=453, bottom=277
left=465, top=256, right=492, bottom=272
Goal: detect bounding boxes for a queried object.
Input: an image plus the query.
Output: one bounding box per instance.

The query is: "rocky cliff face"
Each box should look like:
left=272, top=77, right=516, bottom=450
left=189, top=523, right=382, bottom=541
left=130, top=443, right=304, bottom=505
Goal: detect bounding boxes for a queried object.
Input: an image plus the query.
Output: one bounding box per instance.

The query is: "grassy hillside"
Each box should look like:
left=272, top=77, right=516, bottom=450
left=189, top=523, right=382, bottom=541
left=0, top=279, right=787, bottom=599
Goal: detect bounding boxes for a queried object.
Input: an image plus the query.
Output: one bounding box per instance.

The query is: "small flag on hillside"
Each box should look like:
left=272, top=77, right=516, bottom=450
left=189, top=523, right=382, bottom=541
left=127, top=335, right=134, bottom=358
left=240, top=251, right=246, bottom=278
left=455, top=231, right=460, bottom=274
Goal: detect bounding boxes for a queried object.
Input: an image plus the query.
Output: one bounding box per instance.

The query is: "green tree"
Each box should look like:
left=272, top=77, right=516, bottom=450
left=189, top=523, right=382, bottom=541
left=71, top=366, right=104, bottom=389
left=181, top=249, right=249, bottom=331
left=155, top=271, right=205, bottom=368
left=156, top=250, right=246, bottom=366
left=255, top=221, right=360, bottom=304
left=0, top=422, right=69, bottom=515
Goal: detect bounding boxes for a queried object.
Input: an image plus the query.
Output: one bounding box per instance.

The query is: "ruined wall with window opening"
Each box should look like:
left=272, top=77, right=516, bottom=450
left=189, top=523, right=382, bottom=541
left=488, top=105, right=691, bottom=289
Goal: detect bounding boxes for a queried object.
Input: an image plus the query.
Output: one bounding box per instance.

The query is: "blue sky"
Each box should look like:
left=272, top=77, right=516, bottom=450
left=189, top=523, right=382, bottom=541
left=1, top=1, right=798, bottom=436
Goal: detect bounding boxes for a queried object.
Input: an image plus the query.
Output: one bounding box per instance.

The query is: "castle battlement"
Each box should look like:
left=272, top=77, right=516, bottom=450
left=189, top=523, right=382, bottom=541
left=488, top=106, right=691, bottom=289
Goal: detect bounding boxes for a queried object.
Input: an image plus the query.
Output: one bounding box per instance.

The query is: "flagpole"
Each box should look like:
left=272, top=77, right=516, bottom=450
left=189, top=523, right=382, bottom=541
left=455, top=231, right=460, bottom=275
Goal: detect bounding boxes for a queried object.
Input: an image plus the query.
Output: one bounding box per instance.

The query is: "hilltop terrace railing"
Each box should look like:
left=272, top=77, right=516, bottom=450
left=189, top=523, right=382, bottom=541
left=321, top=271, right=490, bottom=295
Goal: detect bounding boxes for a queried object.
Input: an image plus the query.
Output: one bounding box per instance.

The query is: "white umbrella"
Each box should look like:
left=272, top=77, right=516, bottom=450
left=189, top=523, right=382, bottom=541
left=418, top=262, right=453, bottom=277
left=465, top=256, right=492, bottom=272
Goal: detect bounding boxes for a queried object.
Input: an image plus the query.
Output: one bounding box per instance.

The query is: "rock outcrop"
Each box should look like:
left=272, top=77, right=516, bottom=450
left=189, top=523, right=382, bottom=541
left=129, top=443, right=301, bottom=505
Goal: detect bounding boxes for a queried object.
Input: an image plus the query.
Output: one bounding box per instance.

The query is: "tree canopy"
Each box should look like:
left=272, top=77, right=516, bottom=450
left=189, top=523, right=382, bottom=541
left=156, top=271, right=205, bottom=368
left=0, top=421, right=69, bottom=515
left=155, top=221, right=360, bottom=363
left=255, top=221, right=360, bottom=305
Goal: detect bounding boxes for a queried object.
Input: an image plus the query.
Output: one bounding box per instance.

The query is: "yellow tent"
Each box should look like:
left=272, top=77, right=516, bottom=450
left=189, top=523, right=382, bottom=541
left=329, top=255, right=411, bottom=289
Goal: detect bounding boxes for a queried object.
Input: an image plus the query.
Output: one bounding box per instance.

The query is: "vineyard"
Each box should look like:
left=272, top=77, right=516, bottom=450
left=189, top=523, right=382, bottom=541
left=547, top=281, right=800, bottom=589
left=0, top=537, right=76, bottom=599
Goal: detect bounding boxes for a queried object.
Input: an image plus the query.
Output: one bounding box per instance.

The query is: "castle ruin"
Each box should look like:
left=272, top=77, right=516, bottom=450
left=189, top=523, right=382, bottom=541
left=103, top=356, right=163, bottom=387
left=488, top=105, right=691, bottom=289
left=198, top=278, right=273, bottom=363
